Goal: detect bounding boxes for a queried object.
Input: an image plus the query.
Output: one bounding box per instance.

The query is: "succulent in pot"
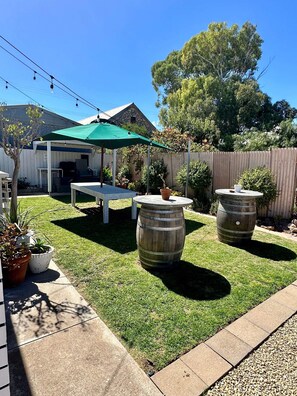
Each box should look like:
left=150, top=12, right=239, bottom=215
left=29, top=238, right=54, bottom=274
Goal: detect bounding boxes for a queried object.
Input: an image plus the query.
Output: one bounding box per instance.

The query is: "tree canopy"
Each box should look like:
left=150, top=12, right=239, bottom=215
left=152, top=22, right=297, bottom=151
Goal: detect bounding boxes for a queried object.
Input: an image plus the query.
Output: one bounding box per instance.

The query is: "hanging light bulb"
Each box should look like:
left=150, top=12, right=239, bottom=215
left=50, top=76, right=54, bottom=93
left=33, top=71, right=37, bottom=80
left=97, top=108, right=100, bottom=123
left=76, top=98, right=79, bottom=107
left=5, top=81, right=8, bottom=89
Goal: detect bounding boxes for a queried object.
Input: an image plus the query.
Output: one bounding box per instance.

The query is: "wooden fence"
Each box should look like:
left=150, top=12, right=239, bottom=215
left=1, top=147, right=296, bottom=218
left=152, top=148, right=297, bottom=219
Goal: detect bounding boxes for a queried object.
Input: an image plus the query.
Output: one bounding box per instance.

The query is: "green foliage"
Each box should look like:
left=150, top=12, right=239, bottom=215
left=176, top=160, right=212, bottom=193
left=177, top=160, right=212, bottom=211
left=30, top=238, right=51, bottom=254
left=151, top=22, right=297, bottom=151
left=117, top=164, right=132, bottom=182
left=0, top=223, right=30, bottom=265
left=233, top=129, right=279, bottom=151
left=238, top=166, right=278, bottom=209
left=141, top=159, right=168, bottom=193
left=102, top=166, right=112, bottom=183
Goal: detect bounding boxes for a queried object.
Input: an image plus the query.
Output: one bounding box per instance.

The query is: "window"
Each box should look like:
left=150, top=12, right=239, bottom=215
left=130, top=116, right=136, bottom=124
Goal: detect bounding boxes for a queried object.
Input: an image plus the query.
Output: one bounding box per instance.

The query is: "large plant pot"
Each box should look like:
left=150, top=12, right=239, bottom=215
left=2, top=252, right=31, bottom=287
left=29, top=246, right=54, bottom=274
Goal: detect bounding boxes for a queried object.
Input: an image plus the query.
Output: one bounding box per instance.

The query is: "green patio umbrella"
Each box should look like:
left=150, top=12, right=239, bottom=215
left=43, top=122, right=169, bottom=150
left=42, top=122, right=170, bottom=188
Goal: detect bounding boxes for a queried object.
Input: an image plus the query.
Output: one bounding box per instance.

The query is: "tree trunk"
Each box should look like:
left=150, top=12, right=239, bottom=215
left=10, top=157, right=20, bottom=223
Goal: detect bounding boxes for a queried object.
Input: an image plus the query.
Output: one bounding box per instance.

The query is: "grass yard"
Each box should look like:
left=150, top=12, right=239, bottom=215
left=21, top=195, right=297, bottom=374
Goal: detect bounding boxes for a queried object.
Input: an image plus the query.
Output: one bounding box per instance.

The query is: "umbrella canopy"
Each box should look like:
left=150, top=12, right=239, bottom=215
left=42, top=122, right=170, bottom=150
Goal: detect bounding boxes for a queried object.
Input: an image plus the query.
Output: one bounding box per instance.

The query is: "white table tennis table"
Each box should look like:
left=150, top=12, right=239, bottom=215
left=71, top=182, right=137, bottom=224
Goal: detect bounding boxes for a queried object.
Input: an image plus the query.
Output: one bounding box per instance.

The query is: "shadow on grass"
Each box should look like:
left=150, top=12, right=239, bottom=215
left=237, top=240, right=297, bottom=261
left=51, top=205, right=204, bottom=254
left=148, top=261, right=231, bottom=300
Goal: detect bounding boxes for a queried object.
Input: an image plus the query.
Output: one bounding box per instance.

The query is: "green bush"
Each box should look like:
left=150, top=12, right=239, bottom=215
left=141, top=159, right=168, bottom=193
left=117, top=164, right=132, bottom=182
left=102, top=167, right=113, bottom=183
left=237, top=166, right=278, bottom=209
left=176, top=160, right=212, bottom=212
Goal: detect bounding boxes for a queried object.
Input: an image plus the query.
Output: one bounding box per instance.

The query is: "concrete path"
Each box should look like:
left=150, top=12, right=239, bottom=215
left=4, top=256, right=297, bottom=395
left=4, top=262, right=162, bottom=396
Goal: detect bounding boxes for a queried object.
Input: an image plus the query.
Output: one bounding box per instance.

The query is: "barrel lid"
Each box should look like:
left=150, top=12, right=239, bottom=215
left=133, top=195, right=193, bottom=207
left=215, top=189, right=263, bottom=198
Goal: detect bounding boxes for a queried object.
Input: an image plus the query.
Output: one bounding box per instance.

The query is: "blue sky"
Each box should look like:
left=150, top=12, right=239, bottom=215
left=1, top=0, right=296, bottom=127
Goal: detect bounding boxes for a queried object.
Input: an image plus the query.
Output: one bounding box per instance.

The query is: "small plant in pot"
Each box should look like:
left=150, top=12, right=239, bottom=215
left=29, top=237, right=54, bottom=274
left=0, top=223, right=31, bottom=287
left=159, top=173, right=172, bottom=200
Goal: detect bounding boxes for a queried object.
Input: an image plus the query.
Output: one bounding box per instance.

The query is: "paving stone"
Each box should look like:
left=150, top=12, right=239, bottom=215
left=271, top=285, right=297, bottom=311
left=5, top=281, right=97, bottom=348
left=244, top=298, right=294, bottom=333
left=292, top=280, right=297, bottom=286
left=180, top=343, right=232, bottom=386
left=205, top=329, right=252, bottom=366
left=8, top=317, right=162, bottom=396
left=152, top=359, right=207, bottom=396
left=226, top=317, right=269, bottom=348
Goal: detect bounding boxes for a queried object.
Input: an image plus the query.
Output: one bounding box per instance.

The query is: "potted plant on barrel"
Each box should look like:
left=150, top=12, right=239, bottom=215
left=29, top=237, right=54, bottom=274
left=0, top=222, right=31, bottom=287
left=159, top=173, right=172, bottom=200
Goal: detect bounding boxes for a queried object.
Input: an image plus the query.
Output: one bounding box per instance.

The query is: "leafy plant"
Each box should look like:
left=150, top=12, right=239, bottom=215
left=102, top=166, right=112, bottom=183
left=141, top=159, right=168, bottom=193
left=237, top=166, right=278, bottom=209
left=0, top=223, right=30, bottom=266
left=176, top=160, right=212, bottom=211
left=30, top=238, right=51, bottom=254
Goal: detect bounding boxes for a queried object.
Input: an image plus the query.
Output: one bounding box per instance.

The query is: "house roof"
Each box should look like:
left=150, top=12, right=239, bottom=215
left=79, top=103, right=133, bottom=125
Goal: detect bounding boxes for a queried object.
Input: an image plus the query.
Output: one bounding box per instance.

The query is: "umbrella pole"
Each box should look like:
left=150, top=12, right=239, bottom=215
left=99, top=146, right=104, bottom=212
left=100, top=146, right=104, bottom=187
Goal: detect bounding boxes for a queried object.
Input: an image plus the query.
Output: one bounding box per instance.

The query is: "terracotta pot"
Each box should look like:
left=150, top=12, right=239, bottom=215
left=2, top=252, right=31, bottom=287
left=160, top=188, right=172, bottom=200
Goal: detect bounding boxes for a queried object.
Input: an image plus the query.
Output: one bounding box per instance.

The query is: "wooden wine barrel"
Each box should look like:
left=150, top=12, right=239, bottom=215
left=134, top=196, right=193, bottom=270
left=215, top=189, right=263, bottom=244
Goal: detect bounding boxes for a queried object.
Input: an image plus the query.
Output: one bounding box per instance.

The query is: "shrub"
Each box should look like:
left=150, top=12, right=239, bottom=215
left=102, top=167, right=112, bottom=183
left=237, top=166, right=278, bottom=209
left=176, top=160, right=212, bottom=212
left=117, top=164, right=132, bottom=182
left=141, top=159, right=168, bottom=193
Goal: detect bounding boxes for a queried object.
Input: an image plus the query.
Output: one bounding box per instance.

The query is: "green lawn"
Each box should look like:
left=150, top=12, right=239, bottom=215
left=21, top=195, right=297, bottom=374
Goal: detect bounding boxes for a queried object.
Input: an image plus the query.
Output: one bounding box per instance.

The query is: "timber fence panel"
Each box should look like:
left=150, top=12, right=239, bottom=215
left=270, top=148, right=297, bottom=218
left=213, top=152, right=231, bottom=191
left=229, top=152, right=250, bottom=187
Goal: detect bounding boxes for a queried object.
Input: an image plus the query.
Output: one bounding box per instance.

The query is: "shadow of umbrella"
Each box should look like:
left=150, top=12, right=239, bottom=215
left=148, top=261, right=231, bottom=300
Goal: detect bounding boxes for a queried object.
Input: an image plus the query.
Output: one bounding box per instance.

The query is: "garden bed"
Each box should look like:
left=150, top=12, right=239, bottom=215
left=21, top=196, right=297, bottom=374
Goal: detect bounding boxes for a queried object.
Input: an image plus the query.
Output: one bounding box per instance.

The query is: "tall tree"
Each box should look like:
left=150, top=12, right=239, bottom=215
left=0, top=105, right=43, bottom=222
left=152, top=22, right=296, bottom=150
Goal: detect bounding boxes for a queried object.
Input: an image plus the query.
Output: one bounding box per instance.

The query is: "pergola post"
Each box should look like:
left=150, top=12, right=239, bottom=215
left=47, top=141, right=52, bottom=194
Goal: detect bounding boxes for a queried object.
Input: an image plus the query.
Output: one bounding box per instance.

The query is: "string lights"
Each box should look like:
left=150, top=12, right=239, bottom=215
left=0, top=34, right=115, bottom=121
left=0, top=75, right=47, bottom=109
left=50, top=76, right=54, bottom=93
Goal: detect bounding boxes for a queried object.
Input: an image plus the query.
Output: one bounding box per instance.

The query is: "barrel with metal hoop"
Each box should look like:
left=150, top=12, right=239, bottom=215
left=215, top=189, right=263, bottom=244
left=133, top=195, right=193, bottom=270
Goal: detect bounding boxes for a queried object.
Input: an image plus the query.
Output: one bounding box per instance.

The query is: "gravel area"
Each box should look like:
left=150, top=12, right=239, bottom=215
left=206, top=313, right=297, bottom=396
